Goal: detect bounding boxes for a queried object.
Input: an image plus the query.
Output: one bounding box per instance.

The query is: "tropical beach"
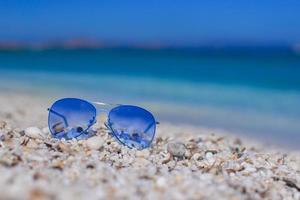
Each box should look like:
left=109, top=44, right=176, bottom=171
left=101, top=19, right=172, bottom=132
left=0, top=50, right=300, bottom=200
left=1, top=49, right=300, bottom=149
left=1, top=1, right=300, bottom=199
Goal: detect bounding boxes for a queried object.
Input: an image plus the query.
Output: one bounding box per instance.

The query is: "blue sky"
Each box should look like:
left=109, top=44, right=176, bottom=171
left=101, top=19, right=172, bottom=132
left=1, top=0, right=300, bottom=46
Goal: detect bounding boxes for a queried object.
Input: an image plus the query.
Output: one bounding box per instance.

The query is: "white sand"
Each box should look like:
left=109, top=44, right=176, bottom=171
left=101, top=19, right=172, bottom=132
left=1, top=92, right=300, bottom=200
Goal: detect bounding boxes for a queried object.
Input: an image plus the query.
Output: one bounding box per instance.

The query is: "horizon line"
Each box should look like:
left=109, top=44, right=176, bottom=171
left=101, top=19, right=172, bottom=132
left=0, top=38, right=299, bottom=52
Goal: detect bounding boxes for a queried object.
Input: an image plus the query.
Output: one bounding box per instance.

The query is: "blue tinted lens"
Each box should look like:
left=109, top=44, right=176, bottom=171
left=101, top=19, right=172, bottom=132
left=108, top=105, right=156, bottom=149
left=48, top=98, right=96, bottom=140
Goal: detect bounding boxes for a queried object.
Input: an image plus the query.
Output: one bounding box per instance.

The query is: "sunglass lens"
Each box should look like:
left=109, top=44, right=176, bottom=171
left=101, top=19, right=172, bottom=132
left=108, top=105, right=156, bottom=149
left=48, top=98, right=96, bottom=140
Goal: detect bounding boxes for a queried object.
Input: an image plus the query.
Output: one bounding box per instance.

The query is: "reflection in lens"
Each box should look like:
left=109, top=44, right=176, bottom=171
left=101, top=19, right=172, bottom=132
left=108, top=105, right=156, bottom=149
left=48, top=98, right=96, bottom=140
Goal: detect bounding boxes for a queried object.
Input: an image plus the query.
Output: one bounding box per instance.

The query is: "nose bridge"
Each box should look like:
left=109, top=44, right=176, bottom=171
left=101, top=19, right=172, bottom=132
left=92, top=101, right=118, bottom=116
left=95, top=107, right=110, bottom=115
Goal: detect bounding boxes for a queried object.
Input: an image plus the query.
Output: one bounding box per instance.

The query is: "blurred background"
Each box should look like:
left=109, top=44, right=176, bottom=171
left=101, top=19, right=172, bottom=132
left=0, top=0, right=300, bottom=148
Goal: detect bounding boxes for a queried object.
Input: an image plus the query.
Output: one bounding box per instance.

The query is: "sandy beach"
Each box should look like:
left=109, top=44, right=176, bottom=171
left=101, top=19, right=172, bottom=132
left=1, top=92, right=300, bottom=200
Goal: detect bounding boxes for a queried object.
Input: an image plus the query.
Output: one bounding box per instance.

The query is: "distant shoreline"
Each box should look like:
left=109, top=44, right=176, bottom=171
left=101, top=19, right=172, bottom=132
left=0, top=41, right=299, bottom=55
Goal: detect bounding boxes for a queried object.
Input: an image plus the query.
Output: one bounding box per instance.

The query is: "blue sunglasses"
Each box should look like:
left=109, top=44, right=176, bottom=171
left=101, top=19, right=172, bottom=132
left=48, top=98, right=157, bottom=149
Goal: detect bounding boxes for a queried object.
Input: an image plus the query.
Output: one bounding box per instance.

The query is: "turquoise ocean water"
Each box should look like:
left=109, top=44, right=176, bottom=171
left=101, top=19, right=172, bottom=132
left=0, top=48, right=299, bottom=148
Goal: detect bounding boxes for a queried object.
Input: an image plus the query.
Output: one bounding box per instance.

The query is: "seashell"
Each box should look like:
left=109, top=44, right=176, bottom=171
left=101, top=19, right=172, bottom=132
left=133, top=158, right=151, bottom=167
left=192, top=153, right=203, bottom=161
left=24, top=127, right=44, bottom=139
left=51, top=160, right=65, bottom=170
left=184, top=150, right=192, bottom=159
left=161, top=152, right=172, bottom=164
left=0, top=152, right=21, bottom=167
left=57, top=142, right=71, bottom=153
left=0, top=121, right=7, bottom=129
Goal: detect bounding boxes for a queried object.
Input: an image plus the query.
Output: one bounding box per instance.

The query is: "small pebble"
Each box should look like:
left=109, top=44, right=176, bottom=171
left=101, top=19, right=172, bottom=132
left=42, top=127, right=50, bottom=135
left=205, top=152, right=213, bottom=159
left=0, top=130, right=5, bottom=141
left=86, top=136, right=104, bottom=150
left=156, top=177, right=167, bottom=189
left=205, top=152, right=215, bottom=165
left=167, top=142, right=186, bottom=158
left=26, top=140, right=39, bottom=148
left=136, top=149, right=150, bottom=158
